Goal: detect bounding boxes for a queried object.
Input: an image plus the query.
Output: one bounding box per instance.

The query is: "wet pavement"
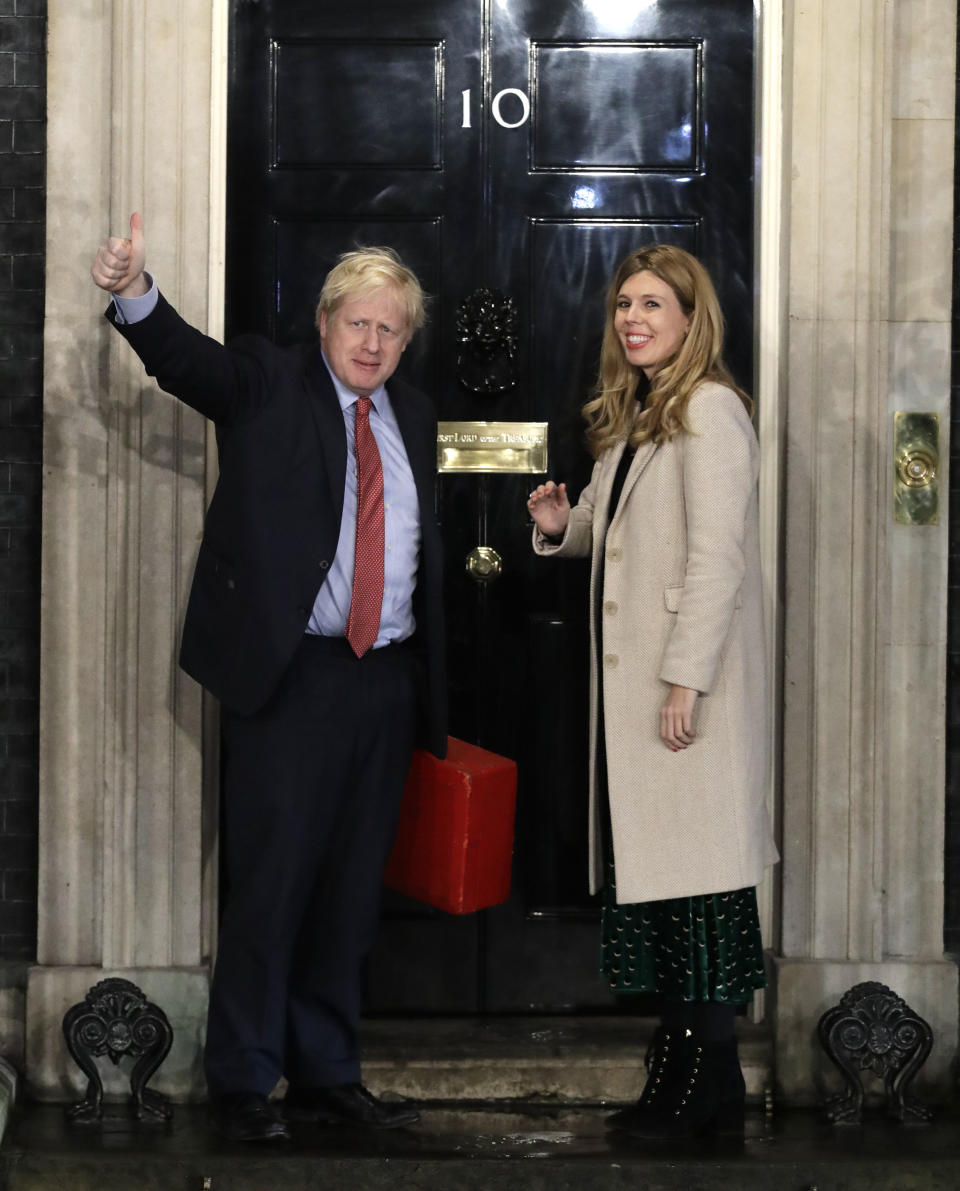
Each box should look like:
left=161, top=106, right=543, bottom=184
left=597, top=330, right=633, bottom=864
left=2, top=1101, right=960, bottom=1190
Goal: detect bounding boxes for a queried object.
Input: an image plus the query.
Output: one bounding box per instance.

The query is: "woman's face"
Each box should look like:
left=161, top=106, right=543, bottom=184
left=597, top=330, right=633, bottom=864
left=613, top=270, right=691, bottom=379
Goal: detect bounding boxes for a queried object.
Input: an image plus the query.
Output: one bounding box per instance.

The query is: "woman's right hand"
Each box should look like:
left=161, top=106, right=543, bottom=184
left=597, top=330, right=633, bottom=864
left=527, top=481, right=570, bottom=537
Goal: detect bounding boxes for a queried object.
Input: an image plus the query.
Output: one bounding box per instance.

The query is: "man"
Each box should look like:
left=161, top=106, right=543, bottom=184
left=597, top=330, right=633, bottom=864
left=91, top=214, right=447, bottom=1142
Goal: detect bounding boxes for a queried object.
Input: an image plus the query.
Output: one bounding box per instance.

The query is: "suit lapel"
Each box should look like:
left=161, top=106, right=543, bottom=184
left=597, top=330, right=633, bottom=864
left=304, top=346, right=348, bottom=514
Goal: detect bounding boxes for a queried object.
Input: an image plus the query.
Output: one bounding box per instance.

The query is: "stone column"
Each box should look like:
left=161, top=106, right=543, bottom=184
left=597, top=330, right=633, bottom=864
left=775, top=0, right=958, bottom=1102
left=28, top=0, right=225, bottom=1100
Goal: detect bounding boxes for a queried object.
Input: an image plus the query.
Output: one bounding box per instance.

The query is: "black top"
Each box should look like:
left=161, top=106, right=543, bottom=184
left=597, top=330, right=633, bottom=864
left=607, top=442, right=636, bottom=522
left=607, top=375, right=649, bottom=521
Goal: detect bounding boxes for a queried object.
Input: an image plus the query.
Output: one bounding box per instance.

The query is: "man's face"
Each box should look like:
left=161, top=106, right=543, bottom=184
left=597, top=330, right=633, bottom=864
left=319, top=286, right=411, bottom=397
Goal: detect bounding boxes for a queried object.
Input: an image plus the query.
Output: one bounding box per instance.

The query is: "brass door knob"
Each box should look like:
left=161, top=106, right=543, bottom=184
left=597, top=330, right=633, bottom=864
left=896, top=447, right=936, bottom=488
left=465, top=545, right=502, bottom=583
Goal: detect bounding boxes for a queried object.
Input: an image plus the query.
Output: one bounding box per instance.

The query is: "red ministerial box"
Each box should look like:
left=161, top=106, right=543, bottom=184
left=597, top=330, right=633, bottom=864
left=384, top=737, right=517, bottom=915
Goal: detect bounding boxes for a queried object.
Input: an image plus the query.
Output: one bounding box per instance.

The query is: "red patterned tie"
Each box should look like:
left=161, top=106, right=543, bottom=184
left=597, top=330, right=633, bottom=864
left=345, top=397, right=385, bottom=658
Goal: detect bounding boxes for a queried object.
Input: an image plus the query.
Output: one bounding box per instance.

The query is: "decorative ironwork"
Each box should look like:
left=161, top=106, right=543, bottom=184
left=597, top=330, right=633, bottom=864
left=455, top=287, right=518, bottom=396
left=62, top=977, right=174, bottom=1125
left=817, top=980, right=933, bottom=1125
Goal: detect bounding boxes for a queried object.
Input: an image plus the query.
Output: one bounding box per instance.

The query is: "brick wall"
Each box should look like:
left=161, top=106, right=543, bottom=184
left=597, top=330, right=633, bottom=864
left=0, top=0, right=44, bottom=960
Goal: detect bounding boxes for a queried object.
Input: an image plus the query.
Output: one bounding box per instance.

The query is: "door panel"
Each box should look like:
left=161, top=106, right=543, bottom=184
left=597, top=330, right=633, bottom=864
left=273, top=42, right=444, bottom=169
left=532, top=44, right=700, bottom=170
left=228, top=0, right=754, bottom=1013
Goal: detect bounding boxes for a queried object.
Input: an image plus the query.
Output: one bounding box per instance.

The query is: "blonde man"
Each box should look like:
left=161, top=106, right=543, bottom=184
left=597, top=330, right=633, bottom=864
left=93, top=215, right=446, bottom=1142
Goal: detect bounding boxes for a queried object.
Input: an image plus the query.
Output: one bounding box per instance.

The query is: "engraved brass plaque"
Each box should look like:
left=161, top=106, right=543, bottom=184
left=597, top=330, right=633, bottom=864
left=894, top=412, right=939, bottom=526
left=437, top=421, right=548, bottom=474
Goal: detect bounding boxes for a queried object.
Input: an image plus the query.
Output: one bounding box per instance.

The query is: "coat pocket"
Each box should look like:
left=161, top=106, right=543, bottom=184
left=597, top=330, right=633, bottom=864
left=196, top=540, right=240, bottom=596
left=663, top=584, right=743, bottom=612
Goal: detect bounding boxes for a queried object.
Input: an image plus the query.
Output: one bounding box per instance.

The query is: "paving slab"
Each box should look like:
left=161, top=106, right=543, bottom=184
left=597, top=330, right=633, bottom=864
left=2, top=1103, right=960, bottom=1191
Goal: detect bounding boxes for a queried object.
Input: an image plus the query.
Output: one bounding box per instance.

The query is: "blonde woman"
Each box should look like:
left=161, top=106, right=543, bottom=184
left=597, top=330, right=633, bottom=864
left=529, top=245, right=778, bottom=1139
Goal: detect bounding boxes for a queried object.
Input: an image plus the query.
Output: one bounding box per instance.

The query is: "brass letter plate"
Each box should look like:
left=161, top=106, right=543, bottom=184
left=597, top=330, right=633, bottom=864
left=437, top=421, right=548, bottom=474
left=893, top=411, right=939, bottom=526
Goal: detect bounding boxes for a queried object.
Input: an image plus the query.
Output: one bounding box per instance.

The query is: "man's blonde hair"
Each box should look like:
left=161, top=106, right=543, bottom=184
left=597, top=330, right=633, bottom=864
left=315, top=246, right=427, bottom=336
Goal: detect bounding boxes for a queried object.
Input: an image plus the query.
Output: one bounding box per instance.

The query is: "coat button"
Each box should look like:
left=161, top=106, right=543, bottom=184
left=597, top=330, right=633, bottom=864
left=603, top=653, right=618, bottom=668
left=603, top=600, right=618, bottom=615
left=319, top=560, right=329, bottom=570
left=607, top=546, right=622, bottom=561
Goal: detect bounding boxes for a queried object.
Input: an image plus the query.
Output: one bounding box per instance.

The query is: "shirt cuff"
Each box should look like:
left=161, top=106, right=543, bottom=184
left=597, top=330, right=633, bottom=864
left=112, top=274, right=158, bottom=325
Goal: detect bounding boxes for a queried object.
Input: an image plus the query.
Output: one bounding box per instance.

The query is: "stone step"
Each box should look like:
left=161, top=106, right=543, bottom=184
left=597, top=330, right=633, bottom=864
left=359, top=1015, right=773, bottom=1105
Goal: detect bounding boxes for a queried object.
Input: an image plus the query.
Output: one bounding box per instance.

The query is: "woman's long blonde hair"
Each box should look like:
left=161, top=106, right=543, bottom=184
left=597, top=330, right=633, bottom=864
left=583, top=244, right=751, bottom=459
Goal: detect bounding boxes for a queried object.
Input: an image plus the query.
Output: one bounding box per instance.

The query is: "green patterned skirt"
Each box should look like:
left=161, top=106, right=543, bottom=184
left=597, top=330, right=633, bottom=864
left=600, top=854, right=767, bottom=1003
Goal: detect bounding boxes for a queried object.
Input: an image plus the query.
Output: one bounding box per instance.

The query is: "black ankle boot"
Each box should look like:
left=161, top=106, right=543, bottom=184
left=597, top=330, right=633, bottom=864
left=604, top=1026, right=674, bottom=1131
left=622, top=1031, right=746, bottom=1140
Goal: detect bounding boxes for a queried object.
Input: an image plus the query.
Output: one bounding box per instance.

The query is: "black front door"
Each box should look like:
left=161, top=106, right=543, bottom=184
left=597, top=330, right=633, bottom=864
left=228, top=0, right=755, bottom=1013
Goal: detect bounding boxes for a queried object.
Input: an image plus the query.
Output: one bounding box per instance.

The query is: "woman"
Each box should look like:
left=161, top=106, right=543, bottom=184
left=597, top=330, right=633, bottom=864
left=528, top=245, right=778, bottom=1138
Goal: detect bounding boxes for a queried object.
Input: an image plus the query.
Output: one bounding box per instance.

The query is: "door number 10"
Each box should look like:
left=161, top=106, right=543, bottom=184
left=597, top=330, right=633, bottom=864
left=461, top=87, right=531, bottom=130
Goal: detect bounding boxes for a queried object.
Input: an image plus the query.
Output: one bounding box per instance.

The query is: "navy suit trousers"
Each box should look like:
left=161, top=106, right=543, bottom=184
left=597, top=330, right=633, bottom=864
left=204, top=634, right=417, bottom=1096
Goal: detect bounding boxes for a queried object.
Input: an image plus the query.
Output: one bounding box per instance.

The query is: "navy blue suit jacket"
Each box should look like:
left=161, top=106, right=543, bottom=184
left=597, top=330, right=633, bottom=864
left=109, top=293, right=447, bottom=758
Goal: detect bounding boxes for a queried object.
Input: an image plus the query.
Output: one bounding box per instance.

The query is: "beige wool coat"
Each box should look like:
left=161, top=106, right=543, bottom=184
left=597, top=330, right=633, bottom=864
left=534, top=382, right=779, bottom=904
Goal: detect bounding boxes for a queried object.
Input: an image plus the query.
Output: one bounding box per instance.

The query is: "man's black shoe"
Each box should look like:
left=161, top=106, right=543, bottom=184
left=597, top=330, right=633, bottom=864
left=285, top=1083, right=420, bottom=1129
left=211, top=1092, right=290, bottom=1142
